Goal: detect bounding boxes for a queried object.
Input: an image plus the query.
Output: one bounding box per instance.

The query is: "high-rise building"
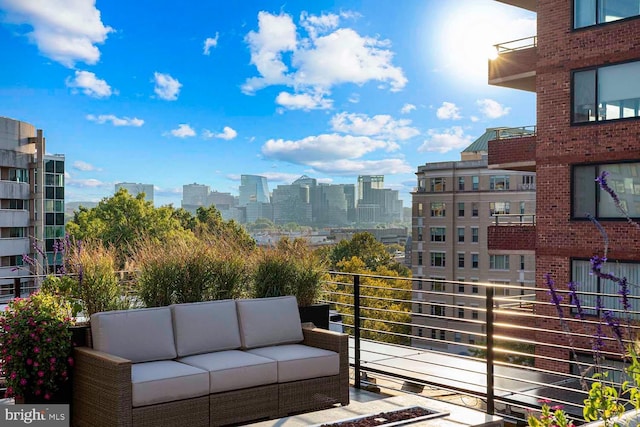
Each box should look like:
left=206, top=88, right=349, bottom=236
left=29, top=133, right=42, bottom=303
left=43, top=154, right=65, bottom=271
left=115, top=182, right=154, bottom=202
left=487, top=0, right=640, bottom=371
left=356, top=175, right=402, bottom=224
left=272, top=178, right=312, bottom=225
left=357, top=175, right=384, bottom=205
left=182, top=183, right=210, bottom=210
left=0, top=117, right=45, bottom=296
left=239, top=175, right=270, bottom=206
left=411, top=132, right=536, bottom=354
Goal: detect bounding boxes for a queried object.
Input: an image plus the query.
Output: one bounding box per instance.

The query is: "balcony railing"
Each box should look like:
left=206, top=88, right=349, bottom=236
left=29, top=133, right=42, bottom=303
left=494, top=36, right=537, bottom=54
left=491, top=213, right=536, bottom=225
left=2, top=271, right=636, bottom=426
left=493, top=125, right=537, bottom=140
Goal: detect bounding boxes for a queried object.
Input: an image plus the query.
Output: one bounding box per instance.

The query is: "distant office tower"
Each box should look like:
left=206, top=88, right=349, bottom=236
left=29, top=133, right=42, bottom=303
left=0, top=117, right=47, bottom=295
left=315, top=184, right=351, bottom=226
left=44, top=154, right=65, bottom=271
left=239, top=175, right=270, bottom=206
left=182, top=183, right=210, bottom=214
left=115, top=182, right=154, bottom=202
left=355, top=175, right=402, bottom=224
left=272, top=176, right=312, bottom=225
left=357, top=175, right=384, bottom=205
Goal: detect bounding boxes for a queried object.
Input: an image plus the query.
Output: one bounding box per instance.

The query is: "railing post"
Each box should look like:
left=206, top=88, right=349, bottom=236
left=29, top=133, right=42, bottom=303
left=354, top=274, right=361, bottom=389
left=13, top=278, right=21, bottom=299
left=486, top=285, right=495, bottom=415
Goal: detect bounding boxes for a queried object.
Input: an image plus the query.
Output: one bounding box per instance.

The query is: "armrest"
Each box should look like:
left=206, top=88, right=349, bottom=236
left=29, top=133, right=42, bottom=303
left=73, top=347, right=134, bottom=427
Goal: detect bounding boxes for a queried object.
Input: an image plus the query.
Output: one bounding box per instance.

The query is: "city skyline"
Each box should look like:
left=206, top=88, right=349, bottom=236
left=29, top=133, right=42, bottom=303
left=0, top=0, right=536, bottom=207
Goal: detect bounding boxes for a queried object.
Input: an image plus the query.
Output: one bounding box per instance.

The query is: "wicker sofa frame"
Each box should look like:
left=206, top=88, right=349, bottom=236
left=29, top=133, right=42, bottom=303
left=72, top=324, right=349, bottom=427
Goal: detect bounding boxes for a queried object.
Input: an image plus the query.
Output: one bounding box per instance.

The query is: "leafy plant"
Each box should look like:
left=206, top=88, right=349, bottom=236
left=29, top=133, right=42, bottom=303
left=0, top=292, right=74, bottom=400
left=528, top=402, right=575, bottom=427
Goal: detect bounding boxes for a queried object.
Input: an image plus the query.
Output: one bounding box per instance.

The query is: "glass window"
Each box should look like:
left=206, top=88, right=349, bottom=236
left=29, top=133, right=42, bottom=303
left=472, top=202, right=479, bottom=217
left=573, top=162, right=640, bottom=219
left=431, top=280, right=445, bottom=292
left=471, top=227, right=479, bottom=243
left=44, top=200, right=54, bottom=212
left=458, top=176, right=465, bottom=191
left=431, top=303, right=445, bottom=317
left=416, top=203, right=423, bottom=217
left=430, top=252, right=446, bottom=267
left=490, top=202, right=511, bottom=215
left=472, top=254, right=479, bottom=269
left=417, top=227, right=423, bottom=241
left=430, top=202, right=446, bottom=217
left=45, top=160, right=55, bottom=173
left=520, top=201, right=526, bottom=214
left=430, top=227, right=446, bottom=242
left=55, top=187, right=64, bottom=200
left=458, top=284, right=465, bottom=293
left=55, top=161, right=64, bottom=174
left=572, top=259, right=640, bottom=318
left=55, top=200, right=64, bottom=212
left=440, top=330, right=446, bottom=340
left=458, top=202, right=464, bottom=217
left=472, top=176, right=479, bottom=191
left=490, top=255, right=510, bottom=270
left=418, top=252, right=423, bottom=266
left=458, top=305, right=465, bottom=318
left=457, top=227, right=464, bottom=243
left=45, top=187, right=55, bottom=199
left=458, top=253, right=465, bottom=268
left=574, top=0, right=640, bottom=28
left=471, top=308, right=479, bottom=320
left=430, top=177, right=445, bottom=192
left=573, top=62, right=640, bottom=123
left=490, top=176, right=510, bottom=190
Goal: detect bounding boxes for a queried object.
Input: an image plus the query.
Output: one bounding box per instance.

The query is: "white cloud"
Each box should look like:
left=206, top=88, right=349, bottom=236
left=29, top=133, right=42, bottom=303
left=242, top=11, right=406, bottom=102
left=204, top=126, right=238, bottom=140
left=262, top=134, right=398, bottom=164
left=153, top=72, right=182, bottom=101
left=154, top=186, right=182, bottom=196
left=418, top=126, right=474, bottom=153
left=66, top=178, right=108, bottom=188
left=203, top=33, right=219, bottom=55
left=470, top=115, right=480, bottom=122
left=275, top=91, right=333, bottom=110
left=66, top=70, right=112, bottom=98
left=86, top=114, right=144, bottom=127
left=477, top=98, right=511, bottom=119
left=309, top=158, right=412, bottom=175
left=330, top=112, right=419, bottom=141
left=348, top=93, right=360, bottom=104
left=436, top=101, right=462, bottom=120
left=72, top=160, right=100, bottom=172
left=0, top=0, right=113, bottom=67
left=400, top=103, right=416, bottom=114
left=168, top=124, right=196, bottom=138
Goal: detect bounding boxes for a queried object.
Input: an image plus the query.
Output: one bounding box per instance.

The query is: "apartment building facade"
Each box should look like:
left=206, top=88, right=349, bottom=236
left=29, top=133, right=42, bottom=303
left=489, top=0, right=640, bottom=371
left=411, top=137, right=536, bottom=354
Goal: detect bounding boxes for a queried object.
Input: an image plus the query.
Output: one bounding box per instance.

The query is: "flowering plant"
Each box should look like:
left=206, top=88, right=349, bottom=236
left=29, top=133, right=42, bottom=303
left=0, top=291, right=74, bottom=400
left=528, top=401, right=575, bottom=427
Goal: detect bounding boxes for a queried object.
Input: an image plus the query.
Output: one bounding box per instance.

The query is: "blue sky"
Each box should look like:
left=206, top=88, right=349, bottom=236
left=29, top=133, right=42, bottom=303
left=0, top=0, right=536, bottom=207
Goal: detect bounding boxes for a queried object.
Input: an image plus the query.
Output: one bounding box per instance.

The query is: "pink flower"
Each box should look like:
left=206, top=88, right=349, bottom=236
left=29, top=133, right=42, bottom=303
left=33, top=346, right=40, bottom=354
left=34, top=389, right=41, bottom=396
left=4, top=355, right=11, bottom=362
left=67, top=357, right=74, bottom=367
left=61, top=371, right=67, bottom=378
left=33, top=362, right=39, bottom=367
left=49, top=357, right=56, bottom=364
left=37, top=370, right=44, bottom=377
left=37, top=379, right=43, bottom=385
left=44, top=393, right=50, bottom=400
left=9, top=372, right=17, bottom=379
left=6, top=386, right=13, bottom=396
left=19, top=378, right=27, bottom=386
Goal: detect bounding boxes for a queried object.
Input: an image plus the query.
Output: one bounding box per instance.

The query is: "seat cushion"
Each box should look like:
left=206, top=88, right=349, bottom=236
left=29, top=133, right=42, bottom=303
left=247, top=344, right=339, bottom=383
left=131, top=360, right=209, bottom=407
left=179, top=350, right=277, bottom=393
left=91, top=307, right=176, bottom=363
left=236, top=296, right=303, bottom=349
left=171, top=300, right=241, bottom=357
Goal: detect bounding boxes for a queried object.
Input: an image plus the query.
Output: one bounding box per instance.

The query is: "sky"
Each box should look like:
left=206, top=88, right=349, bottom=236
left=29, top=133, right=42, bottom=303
left=0, top=0, right=536, bottom=207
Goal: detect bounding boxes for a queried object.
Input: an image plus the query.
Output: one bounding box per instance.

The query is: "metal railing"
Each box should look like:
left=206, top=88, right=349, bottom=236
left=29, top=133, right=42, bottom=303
left=321, top=272, right=640, bottom=425
left=494, top=36, right=537, bottom=54
left=491, top=213, right=536, bottom=225
left=493, top=125, right=537, bottom=140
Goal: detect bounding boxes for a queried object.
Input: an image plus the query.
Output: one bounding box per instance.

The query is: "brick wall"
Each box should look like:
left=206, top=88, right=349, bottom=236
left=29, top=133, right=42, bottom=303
left=487, top=225, right=536, bottom=250
left=534, top=0, right=640, bottom=372
left=488, top=136, right=536, bottom=167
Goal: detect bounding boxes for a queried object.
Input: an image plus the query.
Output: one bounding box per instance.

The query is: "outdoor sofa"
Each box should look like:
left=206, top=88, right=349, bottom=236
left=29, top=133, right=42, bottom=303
left=71, top=296, right=349, bottom=426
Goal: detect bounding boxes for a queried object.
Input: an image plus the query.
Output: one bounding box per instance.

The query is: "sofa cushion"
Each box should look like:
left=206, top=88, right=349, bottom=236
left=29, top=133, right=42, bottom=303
left=171, top=300, right=241, bottom=357
left=131, top=360, right=209, bottom=407
left=236, top=296, right=303, bottom=349
left=179, top=350, right=277, bottom=393
left=247, top=344, right=339, bottom=383
left=91, top=307, right=177, bottom=363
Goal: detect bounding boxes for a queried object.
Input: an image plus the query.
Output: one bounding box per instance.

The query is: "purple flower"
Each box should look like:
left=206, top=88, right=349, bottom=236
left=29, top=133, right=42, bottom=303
left=602, top=309, right=623, bottom=347
left=596, top=171, right=620, bottom=206
left=545, top=273, right=564, bottom=319
left=568, top=282, right=584, bottom=320
left=593, top=297, right=605, bottom=352
left=618, top=277, right=630, bottom=312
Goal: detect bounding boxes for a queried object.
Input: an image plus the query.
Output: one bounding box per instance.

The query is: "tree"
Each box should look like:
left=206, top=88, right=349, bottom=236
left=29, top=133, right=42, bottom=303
left=66, top=189, right=190, bottom=264
left=194, top=206, right=255, bottom=251
left=325, top=257, right=412, bottom=345
left=327, top=232, right=410, bottom=276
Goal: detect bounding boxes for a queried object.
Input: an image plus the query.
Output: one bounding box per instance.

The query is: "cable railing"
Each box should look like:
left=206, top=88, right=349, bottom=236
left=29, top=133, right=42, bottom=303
left=493, top=125, right=537, bottom=140
left=321, top=272, right=640, bottom=425
left=494, top=36, right=537, bottom=54
left=2, top=270, right=639, bottom=425
left=491, top=213, right=536, bottom=225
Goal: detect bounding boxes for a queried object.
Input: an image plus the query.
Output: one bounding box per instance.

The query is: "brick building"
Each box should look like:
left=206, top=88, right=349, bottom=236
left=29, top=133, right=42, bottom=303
left=488, top=0, right=640, bottom=372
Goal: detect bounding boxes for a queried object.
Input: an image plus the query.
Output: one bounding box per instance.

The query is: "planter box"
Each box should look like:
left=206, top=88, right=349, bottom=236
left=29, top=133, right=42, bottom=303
left=299, top=303, right=330, bottom=329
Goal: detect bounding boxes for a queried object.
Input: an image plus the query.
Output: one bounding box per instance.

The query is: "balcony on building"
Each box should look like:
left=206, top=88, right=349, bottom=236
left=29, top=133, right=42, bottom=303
left=488, top=213, right=536, bottom=252
left=488, top=36, right=536, bottom=92
left=487, top=126, right=536, bottom=172
left=495, top=0, right=536, bottom=12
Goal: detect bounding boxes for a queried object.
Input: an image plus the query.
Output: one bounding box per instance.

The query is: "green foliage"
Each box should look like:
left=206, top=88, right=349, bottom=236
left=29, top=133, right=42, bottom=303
left=0, top=292, right=74, bottom=400
left=251, top=238, right=326, bottom=306
left=528, top=403, right=575, bottom=427
left=66, top=189, right=189, bottom=265
left=327, top=232, right=410, bottom=276
left=40, top=276, right=83, bottom=318
left=194, top=206, right=255, bottom=251
left=326, top=257, right=412, bottom=345
left=134, top=236, right=250, bottom=306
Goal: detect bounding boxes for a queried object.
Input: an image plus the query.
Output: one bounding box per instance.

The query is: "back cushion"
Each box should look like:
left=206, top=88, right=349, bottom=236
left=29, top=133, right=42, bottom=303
left=236, top=296, right=304, bottom=349
left=91, top=307, right=177, bottom=363
left=171, top=300, right=241, bottom=357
